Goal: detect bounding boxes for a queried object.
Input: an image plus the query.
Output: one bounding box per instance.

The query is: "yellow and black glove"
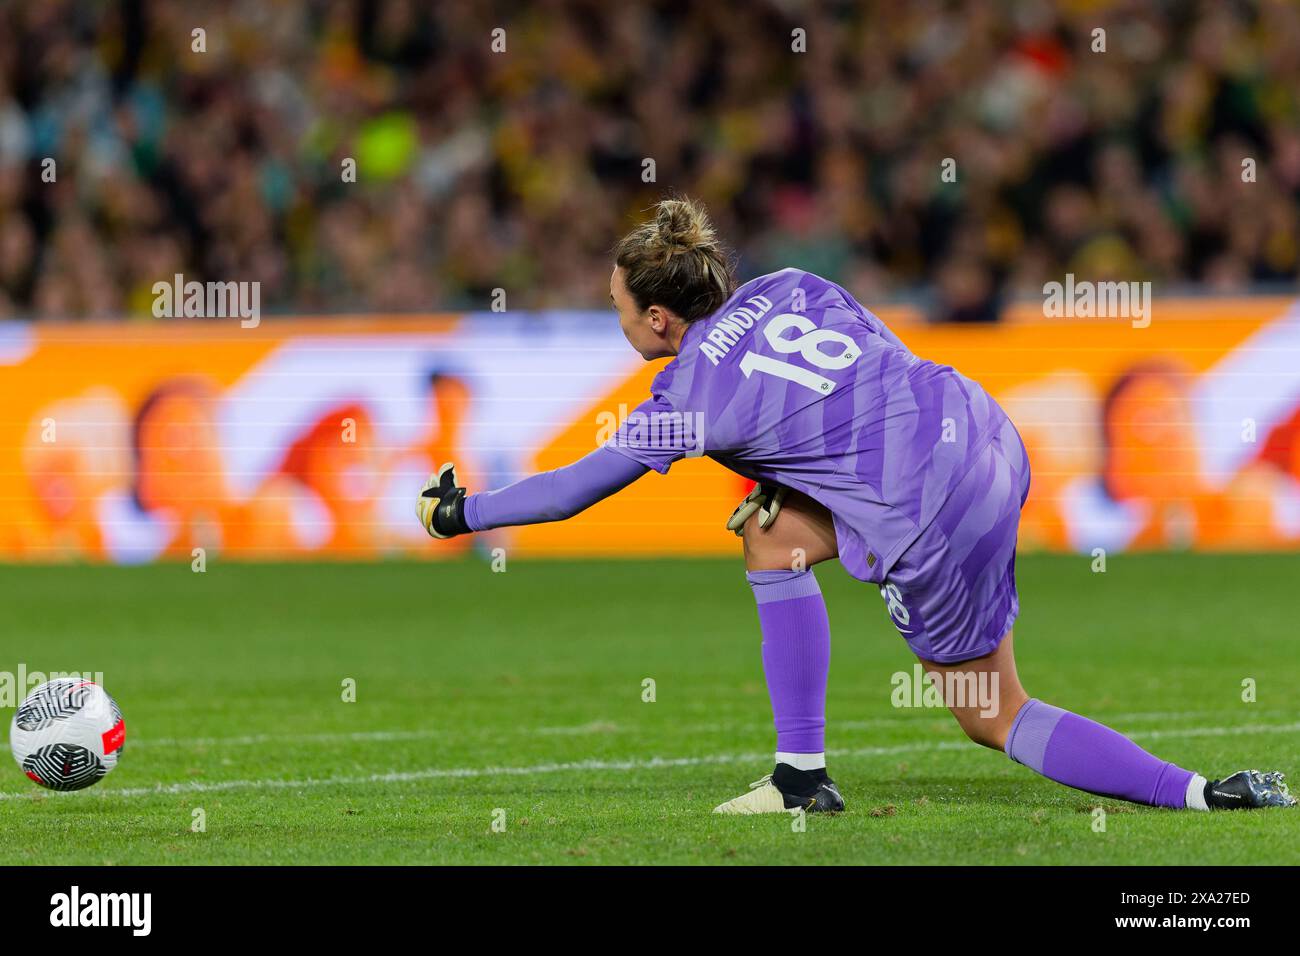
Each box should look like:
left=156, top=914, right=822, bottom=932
left=416, top=462, right=471, bottom=539
left=725, top=482, right=786, bottom=537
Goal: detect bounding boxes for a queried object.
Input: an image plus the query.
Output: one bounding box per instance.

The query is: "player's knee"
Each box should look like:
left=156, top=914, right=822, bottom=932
left=742, top=512, right=794, bottom=571
left=955, top=713, right=1008, bottom=751
left=952, top=694, right=1028, bottom=751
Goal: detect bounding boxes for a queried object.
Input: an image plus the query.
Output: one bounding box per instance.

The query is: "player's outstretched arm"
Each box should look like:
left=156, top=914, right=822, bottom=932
left=416, top=447, right=649, bottom=539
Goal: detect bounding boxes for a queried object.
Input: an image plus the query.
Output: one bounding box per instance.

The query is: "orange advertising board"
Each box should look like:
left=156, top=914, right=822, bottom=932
left=2, top=298, right=1298, bottom=563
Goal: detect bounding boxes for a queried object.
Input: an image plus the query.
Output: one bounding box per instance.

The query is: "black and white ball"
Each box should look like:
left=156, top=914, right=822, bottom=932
left=10, top=679, right=126, bottom=791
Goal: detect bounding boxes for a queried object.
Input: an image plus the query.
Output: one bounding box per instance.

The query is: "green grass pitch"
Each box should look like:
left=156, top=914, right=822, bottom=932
left=0, top=553, right=1297, bottom=865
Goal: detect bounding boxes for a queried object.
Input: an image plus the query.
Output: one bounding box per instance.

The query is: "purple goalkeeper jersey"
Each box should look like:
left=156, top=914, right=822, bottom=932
left=604, top=268, right=1012, bottom=583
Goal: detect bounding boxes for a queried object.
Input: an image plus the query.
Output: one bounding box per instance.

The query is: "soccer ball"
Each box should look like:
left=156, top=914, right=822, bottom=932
left=9, top=679, right=126, bottom=791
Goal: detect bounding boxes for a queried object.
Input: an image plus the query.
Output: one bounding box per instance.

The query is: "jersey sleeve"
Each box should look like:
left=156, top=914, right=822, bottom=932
left=463, top=445, right=648, bottom=531
left=600, top=395, right=697, bottom=475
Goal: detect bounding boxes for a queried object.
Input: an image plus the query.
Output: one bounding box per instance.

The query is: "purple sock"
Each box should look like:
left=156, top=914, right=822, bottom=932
left=1005, top=699, right=1195, bottom=808
left=747, top=569, right=831, bottom=755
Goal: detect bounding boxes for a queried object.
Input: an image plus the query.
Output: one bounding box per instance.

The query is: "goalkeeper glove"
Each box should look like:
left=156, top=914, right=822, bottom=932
left=417, top=462, right=471, bottom=539
left=725, top=482, right=786, bottom=537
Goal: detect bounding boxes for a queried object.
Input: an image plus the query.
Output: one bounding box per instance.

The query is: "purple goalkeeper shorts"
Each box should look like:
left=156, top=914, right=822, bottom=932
left=877, top=420, right=1031, bottom=664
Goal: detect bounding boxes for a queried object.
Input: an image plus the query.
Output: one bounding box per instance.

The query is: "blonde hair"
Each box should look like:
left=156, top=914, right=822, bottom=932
left=613, top=197, right=736, bottom=322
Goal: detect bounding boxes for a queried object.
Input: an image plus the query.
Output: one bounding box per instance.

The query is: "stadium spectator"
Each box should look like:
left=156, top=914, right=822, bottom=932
left=0, top=0, right=1296, bottom=321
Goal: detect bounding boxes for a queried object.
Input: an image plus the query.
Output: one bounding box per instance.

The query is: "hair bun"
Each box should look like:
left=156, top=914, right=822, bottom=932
left=612, top=196, right=736, bottom=322
left=655, top=198, right=715, bottom=251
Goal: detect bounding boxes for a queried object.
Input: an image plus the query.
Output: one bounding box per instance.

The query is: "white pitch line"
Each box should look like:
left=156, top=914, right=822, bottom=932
left=1, top=708, right=1259, bottom=751
left=0, top=744, right=943, bottom=801
left=119, top=728, right=451, bottom=748
left=1129, top=722, right=1300, bottom=741
left=0, top=721, right=1296, bottom=802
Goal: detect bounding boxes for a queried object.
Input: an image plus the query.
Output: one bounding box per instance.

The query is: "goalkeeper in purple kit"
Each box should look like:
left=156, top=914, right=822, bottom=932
left=417, top=198, right=1294, bottom=816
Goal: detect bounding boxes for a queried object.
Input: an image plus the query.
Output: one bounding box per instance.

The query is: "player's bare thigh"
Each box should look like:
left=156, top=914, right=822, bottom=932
left=918, top=632, right=1030, bottom=751
left=746, top=489, right=1030, bottom=748
left=742, top=490, right=838, bottom=571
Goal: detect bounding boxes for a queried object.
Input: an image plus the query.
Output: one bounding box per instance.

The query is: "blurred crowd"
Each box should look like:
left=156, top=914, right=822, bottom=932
left=0, top=0, right=1297, bottom=322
